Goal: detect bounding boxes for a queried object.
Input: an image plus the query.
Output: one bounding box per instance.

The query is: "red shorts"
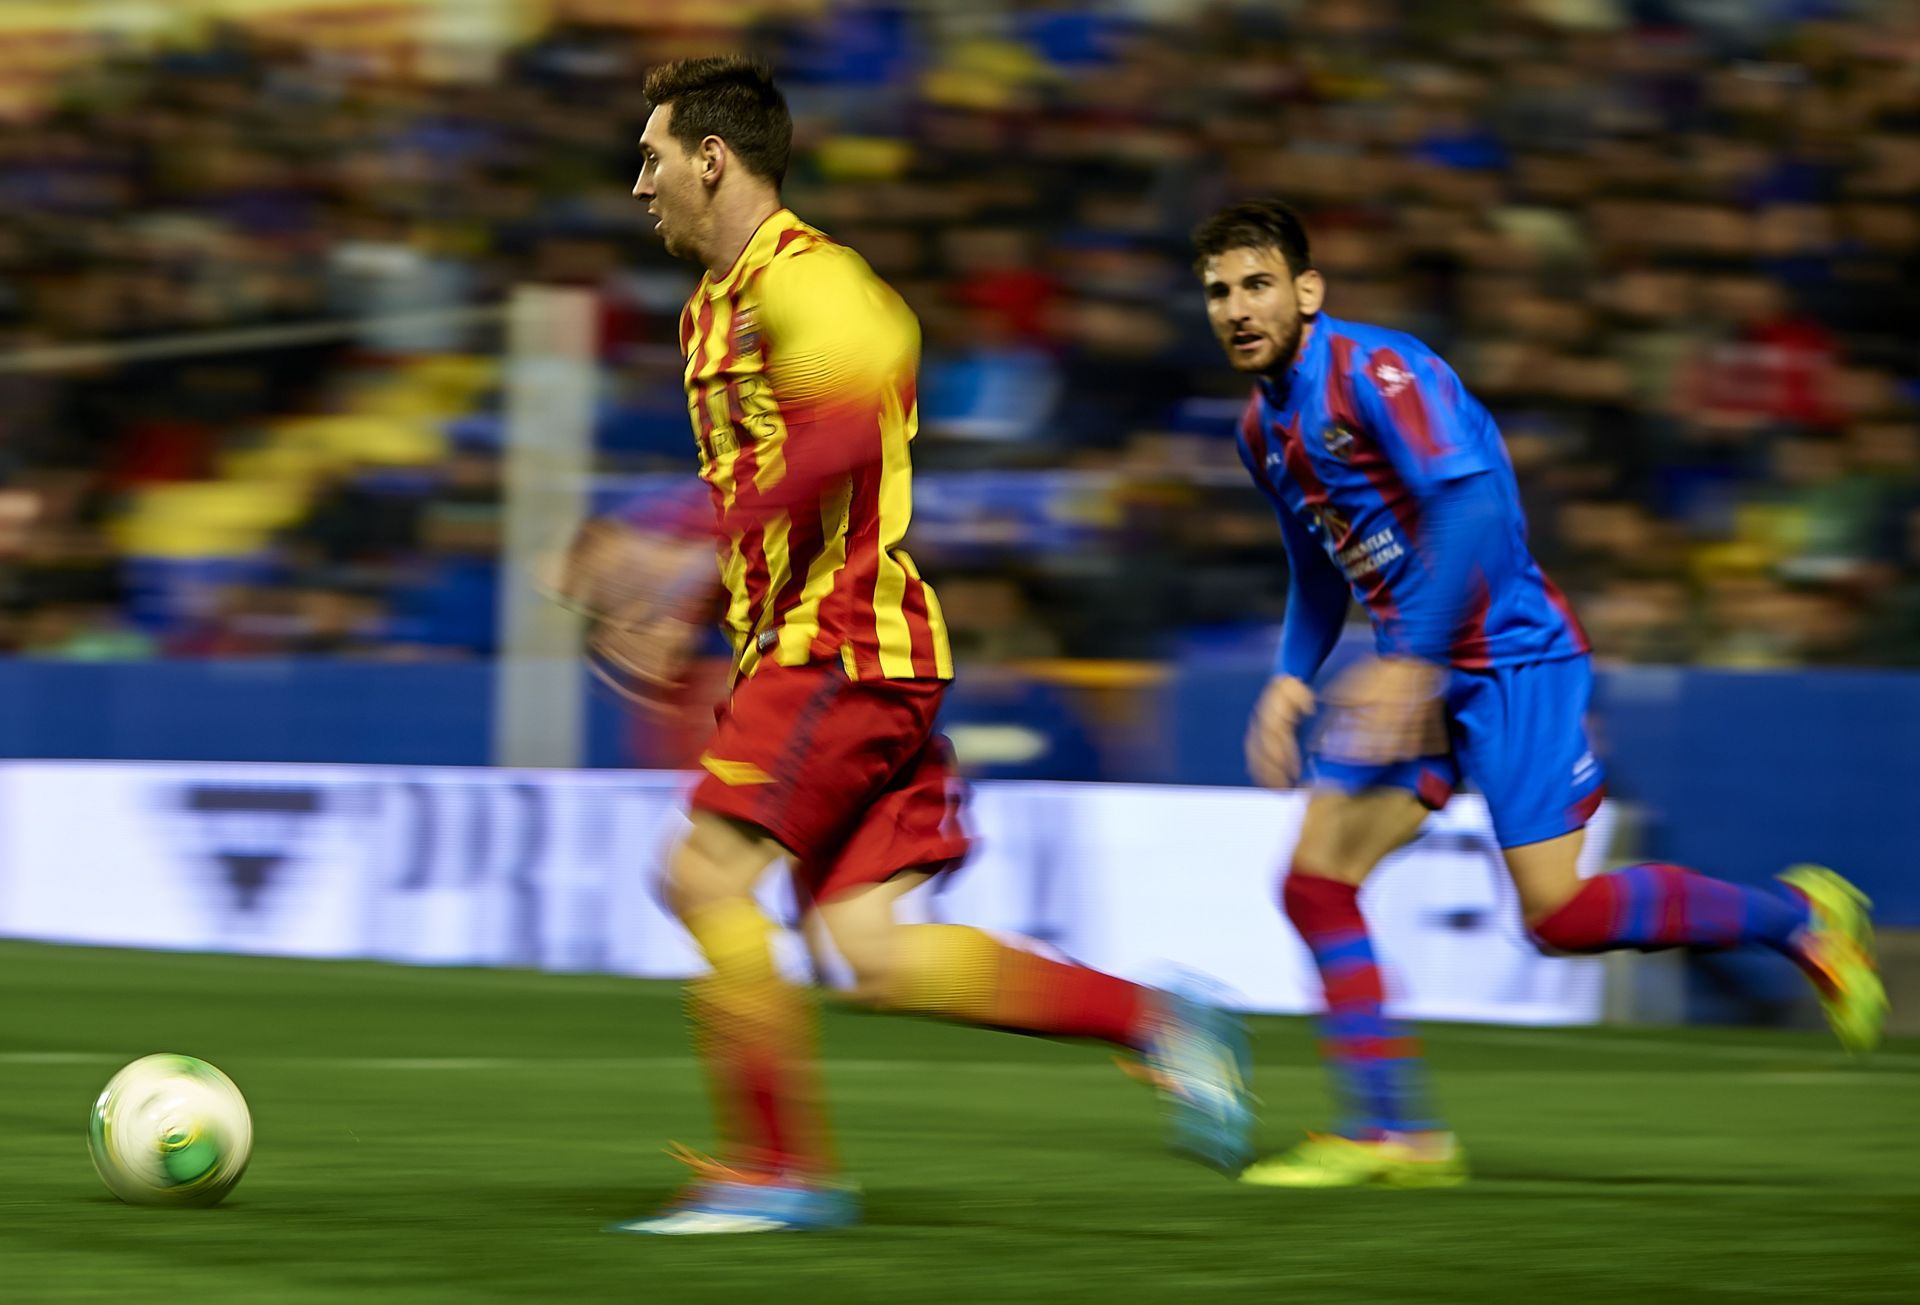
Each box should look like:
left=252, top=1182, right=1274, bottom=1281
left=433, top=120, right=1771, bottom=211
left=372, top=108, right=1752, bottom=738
left=689, top=661, right=971, bottom=904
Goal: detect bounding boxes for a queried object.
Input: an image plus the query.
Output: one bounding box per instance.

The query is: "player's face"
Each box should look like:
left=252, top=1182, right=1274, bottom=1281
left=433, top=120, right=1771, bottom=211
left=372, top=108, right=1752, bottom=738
left=634, top=105, right=703, bottom=262
left=1202, top=246, right=1317, bottom=375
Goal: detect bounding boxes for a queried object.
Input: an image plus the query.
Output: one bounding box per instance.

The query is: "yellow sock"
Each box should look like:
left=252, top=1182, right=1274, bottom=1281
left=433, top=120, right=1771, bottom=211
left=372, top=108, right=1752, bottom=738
left=885, top=924, right=1002, bottom=1020
left=886, top=924, right=1148, bottom=1048
left=682, top=898, right=833, bottom=1175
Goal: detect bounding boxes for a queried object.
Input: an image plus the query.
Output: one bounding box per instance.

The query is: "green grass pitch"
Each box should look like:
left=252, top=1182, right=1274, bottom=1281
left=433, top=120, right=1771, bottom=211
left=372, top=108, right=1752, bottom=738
left=2, top=940, right=1915, bottom=1303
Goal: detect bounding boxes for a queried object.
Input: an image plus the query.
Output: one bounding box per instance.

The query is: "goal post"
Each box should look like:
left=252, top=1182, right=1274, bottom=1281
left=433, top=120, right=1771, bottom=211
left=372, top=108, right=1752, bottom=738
left=492, top=284, right=597, bottom=769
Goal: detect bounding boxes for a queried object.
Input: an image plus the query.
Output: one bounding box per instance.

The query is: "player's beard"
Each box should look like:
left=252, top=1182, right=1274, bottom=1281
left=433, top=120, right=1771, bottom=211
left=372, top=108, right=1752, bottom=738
left=1264, top=314, right=1306, bottom=376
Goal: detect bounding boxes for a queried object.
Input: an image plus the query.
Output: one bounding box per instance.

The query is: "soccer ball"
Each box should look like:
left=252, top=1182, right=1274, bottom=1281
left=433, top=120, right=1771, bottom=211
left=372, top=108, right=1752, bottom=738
left=88, top=1054, right=252, bottom=1207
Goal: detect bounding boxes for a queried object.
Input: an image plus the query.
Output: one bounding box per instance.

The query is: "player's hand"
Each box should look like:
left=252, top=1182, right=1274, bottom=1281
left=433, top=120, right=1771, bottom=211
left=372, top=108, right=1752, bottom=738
left=537, top=515, right=701, bottom=616
left=1319, top=656, right=1447, bottom=766
left=583, top=599, right=710, bottom=711
left=1246, top=675, right=1317, bottom=790
left=535, top=514, right=722, bottom=714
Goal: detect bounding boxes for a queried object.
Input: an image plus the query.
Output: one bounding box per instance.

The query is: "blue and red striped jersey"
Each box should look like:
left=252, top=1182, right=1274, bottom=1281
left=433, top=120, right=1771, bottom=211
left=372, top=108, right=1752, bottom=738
left=1237, top=314, right=1588, bottom=671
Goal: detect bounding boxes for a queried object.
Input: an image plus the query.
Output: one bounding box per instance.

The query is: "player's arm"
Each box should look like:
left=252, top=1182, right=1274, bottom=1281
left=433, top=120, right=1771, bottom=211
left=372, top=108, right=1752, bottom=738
left=723, top=248, right=915, bottom=529
left=1348, top=348, right=1498, bottom=666
left=1321, top=350, right=1497, bottom=763
left=1385, top=472, right=1502, bottom=664
left=1237, top=433, right=1347, bottom=788
left=1271, top=499, right=1351, bottom=682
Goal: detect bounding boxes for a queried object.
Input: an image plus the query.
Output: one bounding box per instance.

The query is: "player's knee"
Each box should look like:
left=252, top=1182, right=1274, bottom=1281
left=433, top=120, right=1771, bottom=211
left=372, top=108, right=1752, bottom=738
left=830, top=928, right=901, bottom=1008
left=664, top=816, right=770, bottom=922
left=1285, top=835, right=1377, bottom=890
left=1292, top=798, right=1410, bottom=884
left=816, top=880, right=922, bottom=1007
left=1523, top=887, right=1605, bottom=951
left=662, top=843, right=721, bottom=922
left=1518, top=885, right=1581, bottom=933
left=1501, top=834, right=1588, bottom=934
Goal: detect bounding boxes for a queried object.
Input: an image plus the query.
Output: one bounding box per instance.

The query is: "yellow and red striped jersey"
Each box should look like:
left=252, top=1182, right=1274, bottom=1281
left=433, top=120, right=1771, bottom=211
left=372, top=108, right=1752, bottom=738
left=679, top=208, right=952, bottom=682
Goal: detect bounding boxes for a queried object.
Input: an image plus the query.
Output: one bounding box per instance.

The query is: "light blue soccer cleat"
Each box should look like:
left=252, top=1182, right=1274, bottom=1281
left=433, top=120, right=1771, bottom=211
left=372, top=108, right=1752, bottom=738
left=607, top=1148, right=862, bottom=1235
left=608, top=1179, right=861, bottom=1235
left=1139, top=985, right=1256, bottom=1175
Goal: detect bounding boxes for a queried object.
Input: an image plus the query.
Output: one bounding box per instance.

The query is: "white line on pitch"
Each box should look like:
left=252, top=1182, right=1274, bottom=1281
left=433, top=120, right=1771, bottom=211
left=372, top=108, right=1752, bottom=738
left=2, top=1051, right=1912, bottom=1082
left=0, top=1052, right=110, bottom=1065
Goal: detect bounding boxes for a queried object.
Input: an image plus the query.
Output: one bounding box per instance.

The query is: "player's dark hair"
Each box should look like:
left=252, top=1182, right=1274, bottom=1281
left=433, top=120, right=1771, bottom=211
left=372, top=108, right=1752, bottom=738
left=1192, top=200, right=1314, bottom=278
left=642, top=55, right=791, bottom=187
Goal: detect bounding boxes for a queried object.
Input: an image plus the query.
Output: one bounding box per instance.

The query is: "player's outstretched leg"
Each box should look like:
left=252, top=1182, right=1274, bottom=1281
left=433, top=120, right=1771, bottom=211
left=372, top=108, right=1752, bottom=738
left=831, top=906, right=1254, bottom=1174
left=1529, top=860, right=1887, bottom=1053
left=1240, top=869, right=1466, bottom=1189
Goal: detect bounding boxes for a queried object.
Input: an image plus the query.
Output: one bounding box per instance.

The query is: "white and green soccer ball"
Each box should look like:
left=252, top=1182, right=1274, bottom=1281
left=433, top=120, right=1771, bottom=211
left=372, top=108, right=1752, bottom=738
left=88, top=1054, right=252, bottom=1207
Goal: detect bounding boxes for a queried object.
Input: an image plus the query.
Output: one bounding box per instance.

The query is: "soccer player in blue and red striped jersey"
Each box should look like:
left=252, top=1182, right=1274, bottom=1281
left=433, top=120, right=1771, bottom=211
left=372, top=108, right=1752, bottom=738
left=1196, top=199, right=1887, bottom=1188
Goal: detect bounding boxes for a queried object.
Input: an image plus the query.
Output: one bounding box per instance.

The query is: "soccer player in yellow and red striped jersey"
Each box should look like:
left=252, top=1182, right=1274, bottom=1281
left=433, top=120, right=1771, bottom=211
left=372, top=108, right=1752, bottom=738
left=595, top=57, right=1253, bottom=1235
left=679, top=204, right=947, bottom=683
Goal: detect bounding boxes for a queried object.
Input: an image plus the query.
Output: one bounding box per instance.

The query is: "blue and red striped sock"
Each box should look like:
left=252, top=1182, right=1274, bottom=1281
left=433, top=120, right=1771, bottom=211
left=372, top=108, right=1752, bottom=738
left=1530, top=862, right=1811, bottom=969
left=1283, top=870, right=1441, bottom=1141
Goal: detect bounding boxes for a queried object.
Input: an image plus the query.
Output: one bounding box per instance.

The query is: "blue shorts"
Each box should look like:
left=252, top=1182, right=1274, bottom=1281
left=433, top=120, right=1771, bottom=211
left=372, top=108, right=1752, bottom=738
left=1308, top=656, right=1606, bottom=849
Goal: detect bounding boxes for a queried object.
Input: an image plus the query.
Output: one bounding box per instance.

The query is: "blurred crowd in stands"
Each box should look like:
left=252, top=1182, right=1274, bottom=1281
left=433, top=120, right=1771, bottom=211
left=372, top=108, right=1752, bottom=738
left=0, top=0, right=1917, bottom=668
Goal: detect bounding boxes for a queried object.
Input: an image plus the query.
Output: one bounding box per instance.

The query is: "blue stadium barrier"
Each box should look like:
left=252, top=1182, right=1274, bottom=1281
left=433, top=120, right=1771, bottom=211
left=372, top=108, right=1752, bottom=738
left=0, top=660, right=492, bottom=766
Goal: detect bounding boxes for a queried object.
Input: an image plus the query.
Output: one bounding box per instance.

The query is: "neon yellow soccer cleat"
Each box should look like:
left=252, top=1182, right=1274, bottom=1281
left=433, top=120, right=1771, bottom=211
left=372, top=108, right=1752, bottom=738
left=1780, top=864, right=1887, bottom=1054
left=1238, top=1132, right=1468, bottom=1190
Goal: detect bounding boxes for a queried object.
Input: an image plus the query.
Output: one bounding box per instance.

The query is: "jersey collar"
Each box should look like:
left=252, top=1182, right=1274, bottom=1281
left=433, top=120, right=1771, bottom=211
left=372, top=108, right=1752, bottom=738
left=703, top=208, right=804, bottom=299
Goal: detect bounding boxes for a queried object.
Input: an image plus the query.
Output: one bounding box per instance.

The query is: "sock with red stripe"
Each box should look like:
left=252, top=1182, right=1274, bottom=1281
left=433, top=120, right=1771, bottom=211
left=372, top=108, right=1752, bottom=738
left=1283, top=870, right=1441, bottom=1140
left=1530, top=862, right=1812, bottom=971
left=684, top=899, right=834, bottom=1177
left=884, top=924, right=1153, bottom=1050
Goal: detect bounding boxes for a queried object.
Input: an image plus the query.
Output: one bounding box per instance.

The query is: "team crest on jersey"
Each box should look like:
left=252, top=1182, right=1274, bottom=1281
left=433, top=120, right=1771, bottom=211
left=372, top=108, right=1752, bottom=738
left=1310, top=503, right=1351, bottom=542
left=1321, top=423, right=1356, bottom=461
left=731, top=308, right=761, bottom=358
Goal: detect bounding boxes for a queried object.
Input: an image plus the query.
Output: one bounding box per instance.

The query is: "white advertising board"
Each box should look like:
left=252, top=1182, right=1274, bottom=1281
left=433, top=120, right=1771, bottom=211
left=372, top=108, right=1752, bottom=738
left=0, top=762, right=1612, bottom=1023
